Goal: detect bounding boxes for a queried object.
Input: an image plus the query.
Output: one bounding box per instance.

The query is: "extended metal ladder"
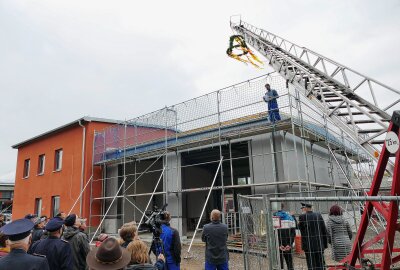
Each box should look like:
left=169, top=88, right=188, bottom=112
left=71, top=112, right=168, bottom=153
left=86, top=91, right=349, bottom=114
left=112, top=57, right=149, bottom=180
left=230, top=18, right=400, bottom=174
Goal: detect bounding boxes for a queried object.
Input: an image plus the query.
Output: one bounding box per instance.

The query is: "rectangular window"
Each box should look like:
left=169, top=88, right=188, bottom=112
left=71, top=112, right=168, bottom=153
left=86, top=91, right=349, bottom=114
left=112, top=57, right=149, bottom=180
left=51, top=196, right=60, bottom=217
left=35, top=198, right=42, bottom=217
left=54, top=149, right=63, bottom=171
left=38, top=154, right=45, bottom=175
left=23, top=159, right=30, bottom=178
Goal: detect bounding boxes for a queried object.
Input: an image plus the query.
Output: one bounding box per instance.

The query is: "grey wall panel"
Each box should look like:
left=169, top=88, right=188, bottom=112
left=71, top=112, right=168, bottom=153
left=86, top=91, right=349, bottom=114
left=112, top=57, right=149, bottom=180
left=104, top=164, right=119, bottom=233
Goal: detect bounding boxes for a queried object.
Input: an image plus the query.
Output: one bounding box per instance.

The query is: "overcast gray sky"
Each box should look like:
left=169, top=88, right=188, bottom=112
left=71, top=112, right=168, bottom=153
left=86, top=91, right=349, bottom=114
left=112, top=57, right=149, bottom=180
left=1, top=0, right=399, bottom=177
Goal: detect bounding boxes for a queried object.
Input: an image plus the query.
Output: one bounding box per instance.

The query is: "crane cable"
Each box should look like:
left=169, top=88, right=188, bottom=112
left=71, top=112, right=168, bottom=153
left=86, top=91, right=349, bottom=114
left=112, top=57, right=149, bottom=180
left=226, top=35, right=263, bottom=68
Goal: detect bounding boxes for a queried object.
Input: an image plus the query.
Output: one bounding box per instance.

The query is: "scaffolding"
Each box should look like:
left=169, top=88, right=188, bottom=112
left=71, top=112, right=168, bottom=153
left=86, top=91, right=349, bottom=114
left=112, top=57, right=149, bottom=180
left=86, top=73, right=379, bottom=245
left=230, top=17, right=400, bottom=175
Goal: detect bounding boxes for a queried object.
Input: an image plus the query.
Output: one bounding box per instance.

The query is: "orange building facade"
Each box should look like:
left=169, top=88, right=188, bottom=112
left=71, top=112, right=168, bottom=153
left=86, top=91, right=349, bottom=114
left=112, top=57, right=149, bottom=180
left=12, top=117, right=120, bottom=226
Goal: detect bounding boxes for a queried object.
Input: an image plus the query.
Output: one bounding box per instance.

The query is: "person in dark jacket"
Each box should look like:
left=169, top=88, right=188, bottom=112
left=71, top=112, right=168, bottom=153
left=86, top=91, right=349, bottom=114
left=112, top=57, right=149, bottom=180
left=62, top=214, right=90, bottom=270
left=30, top=217, right=73, bottom=270
left=31, top=217, right=46, bottom=243
left=0, top=218, right=50, bottom=270
left=273, top=204, right=297, bottom=270
left=126, top=240, right=165, bottom=270
left=201, top=209, right=229, bottom=270
left=298, top=203, right=328, bottom=270
left=152, top=212, right=181, bottom=270
left=86, top=237, right=131, bottom=270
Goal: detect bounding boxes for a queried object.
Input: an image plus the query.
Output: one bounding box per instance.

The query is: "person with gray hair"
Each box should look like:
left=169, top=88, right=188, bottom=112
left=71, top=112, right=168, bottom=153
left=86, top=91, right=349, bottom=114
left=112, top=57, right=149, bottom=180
left=201, top=209, right=229, bottom=270
left=0, top=218, right=50, bottom=270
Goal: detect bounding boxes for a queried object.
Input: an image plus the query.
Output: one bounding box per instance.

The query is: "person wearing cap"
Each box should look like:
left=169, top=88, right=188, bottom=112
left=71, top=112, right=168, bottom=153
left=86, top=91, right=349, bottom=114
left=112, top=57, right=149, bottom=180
left=273, top=203, right=297, bottom=270
left=86, top=237, right=131, bottom=270
left=62, top=214, right=90, bottom=270
left=25, top=213, right=38, bottom=222
left=0, top=218, right=50, bottom=270
left=29, top=217, right=73, bottom=270
left=298, top=203, right=328, bottom=270
left=32, top=216, right=46, bottom=243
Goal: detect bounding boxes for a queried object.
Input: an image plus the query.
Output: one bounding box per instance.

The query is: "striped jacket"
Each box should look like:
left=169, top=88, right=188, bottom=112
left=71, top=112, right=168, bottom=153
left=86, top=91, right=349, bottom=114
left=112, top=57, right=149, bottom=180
left=326, top=215, right=352, bottom=262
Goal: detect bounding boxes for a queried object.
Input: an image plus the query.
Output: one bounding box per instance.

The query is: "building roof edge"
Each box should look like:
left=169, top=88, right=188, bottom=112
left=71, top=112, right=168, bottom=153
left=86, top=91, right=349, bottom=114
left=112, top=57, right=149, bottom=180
left=11, top=116, right=123, bottom=149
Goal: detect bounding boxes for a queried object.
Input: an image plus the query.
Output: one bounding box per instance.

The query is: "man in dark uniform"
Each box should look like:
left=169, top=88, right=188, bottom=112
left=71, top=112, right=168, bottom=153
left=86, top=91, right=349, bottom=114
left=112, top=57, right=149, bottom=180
left=0, top=218, right=50, bottom=270
left=30, top=217, right=73, bottom=270
left=298, top=202, right=328, bottom=270
left=31, top=216, right=46, bottom=243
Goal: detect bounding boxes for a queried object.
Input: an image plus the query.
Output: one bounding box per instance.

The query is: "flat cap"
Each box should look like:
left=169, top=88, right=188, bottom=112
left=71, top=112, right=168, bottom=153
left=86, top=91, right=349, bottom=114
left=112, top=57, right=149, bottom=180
left=35, top=217, right=46, bottom=225
left=45, top=217, right=65, bottom=232
left=300, top=202, right=313, bottom=208
left=24, top=214, right=37, bottom=220
left=0, top=218, right=34, bottom=241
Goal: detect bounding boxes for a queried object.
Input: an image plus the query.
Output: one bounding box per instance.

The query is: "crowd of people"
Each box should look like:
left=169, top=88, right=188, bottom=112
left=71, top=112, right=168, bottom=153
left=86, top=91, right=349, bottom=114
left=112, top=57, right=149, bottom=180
left=274, top=203, right=353, bottom=270
left=0, top=202, right=353, bottom=270
left=0, top=209, right=229, bottom=270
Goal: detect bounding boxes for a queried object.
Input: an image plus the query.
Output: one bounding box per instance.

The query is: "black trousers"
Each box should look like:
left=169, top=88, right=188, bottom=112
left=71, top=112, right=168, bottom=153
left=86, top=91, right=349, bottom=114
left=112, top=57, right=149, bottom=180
left=279, top=250, right=294, bottom=270
left=305, top=250, right=325, bottom=270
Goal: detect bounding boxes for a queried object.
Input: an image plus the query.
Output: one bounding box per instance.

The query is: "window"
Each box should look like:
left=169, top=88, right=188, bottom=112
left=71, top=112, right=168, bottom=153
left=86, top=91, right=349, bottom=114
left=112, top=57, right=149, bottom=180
left=23, top=159, right=30, bottom=178
left=237, top=177, right=252, bottom=185
left=38, top=154, right=45, bottom=175
left=35, top=198, right=42, bottom=217
left=54, top=149, right=63, bottom=171
left=51, top=196, right=60, bottom=217
left=1, top=191, right=13, bottom=199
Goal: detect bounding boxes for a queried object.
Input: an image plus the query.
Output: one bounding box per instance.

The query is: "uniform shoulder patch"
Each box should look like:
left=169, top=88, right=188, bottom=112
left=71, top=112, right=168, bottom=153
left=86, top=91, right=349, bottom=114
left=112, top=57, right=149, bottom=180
left=33, top=253, right=47, bottom=258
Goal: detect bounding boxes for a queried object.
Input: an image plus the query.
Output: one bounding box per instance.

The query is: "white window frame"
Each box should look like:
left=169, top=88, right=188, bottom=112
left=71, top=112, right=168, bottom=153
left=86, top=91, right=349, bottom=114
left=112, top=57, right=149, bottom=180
left=54, top=149, right=63, bottom=171
left=38, top=154, right=45, bottom=175
left=52, top=196, right=60, bottom=217
left=35, top=198, right=42, bottom=217
left=23, top=159, right=30, bottom=178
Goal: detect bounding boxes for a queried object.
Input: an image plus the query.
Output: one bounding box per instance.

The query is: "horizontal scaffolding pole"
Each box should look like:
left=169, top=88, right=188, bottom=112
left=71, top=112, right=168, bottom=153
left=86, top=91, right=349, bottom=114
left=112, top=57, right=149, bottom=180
left=259, top=195, right=400, bottom=202
left=93, top=180, right=351, bottom=200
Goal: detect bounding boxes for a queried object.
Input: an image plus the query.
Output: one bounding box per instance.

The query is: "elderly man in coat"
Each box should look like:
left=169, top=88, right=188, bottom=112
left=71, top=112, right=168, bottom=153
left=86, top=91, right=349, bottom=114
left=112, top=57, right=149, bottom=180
left=298, top=203, right=328, bottom=270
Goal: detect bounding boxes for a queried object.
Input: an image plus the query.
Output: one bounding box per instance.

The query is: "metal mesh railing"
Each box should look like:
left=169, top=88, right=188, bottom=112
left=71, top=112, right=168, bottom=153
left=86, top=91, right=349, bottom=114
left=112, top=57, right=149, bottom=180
left=239, top=193, right=400, bottom=270
left=238, top=195, right=270, bottom=269
left=93, top=74, right=373, bottom=172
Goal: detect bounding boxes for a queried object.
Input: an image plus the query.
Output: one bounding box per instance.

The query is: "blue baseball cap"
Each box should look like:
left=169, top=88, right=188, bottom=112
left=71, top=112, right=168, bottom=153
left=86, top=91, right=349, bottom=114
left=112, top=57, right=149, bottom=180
left=45, top=217, right=65, bottom=232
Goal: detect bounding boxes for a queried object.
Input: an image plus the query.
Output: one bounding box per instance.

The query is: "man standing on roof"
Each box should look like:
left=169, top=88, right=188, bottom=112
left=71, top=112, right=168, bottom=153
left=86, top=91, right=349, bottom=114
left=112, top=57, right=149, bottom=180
left=263, top=83, right=281, bottom=123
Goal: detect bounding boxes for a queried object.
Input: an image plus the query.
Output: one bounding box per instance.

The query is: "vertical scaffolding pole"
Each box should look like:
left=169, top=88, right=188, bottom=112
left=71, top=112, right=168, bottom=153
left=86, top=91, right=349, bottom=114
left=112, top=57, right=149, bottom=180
left=288, top=84, right=303, bottom=195
left=122, top=121, right=127, bottom=225
left=217, top=91, right=225, bottom=221
left=186, top=157, right=223, bottom=255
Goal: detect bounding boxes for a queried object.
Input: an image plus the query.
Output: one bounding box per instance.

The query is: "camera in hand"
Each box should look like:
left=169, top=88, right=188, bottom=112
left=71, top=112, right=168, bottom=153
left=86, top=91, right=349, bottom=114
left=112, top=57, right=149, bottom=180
left=145, top=203, right=168, bottom=237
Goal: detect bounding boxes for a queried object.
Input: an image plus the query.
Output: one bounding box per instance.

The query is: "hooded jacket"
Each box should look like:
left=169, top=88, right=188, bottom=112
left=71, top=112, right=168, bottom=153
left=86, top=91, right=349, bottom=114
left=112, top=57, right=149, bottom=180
left=62, top=226, right=90, bottom=270
left=326, top=215, right=352, bottom=262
